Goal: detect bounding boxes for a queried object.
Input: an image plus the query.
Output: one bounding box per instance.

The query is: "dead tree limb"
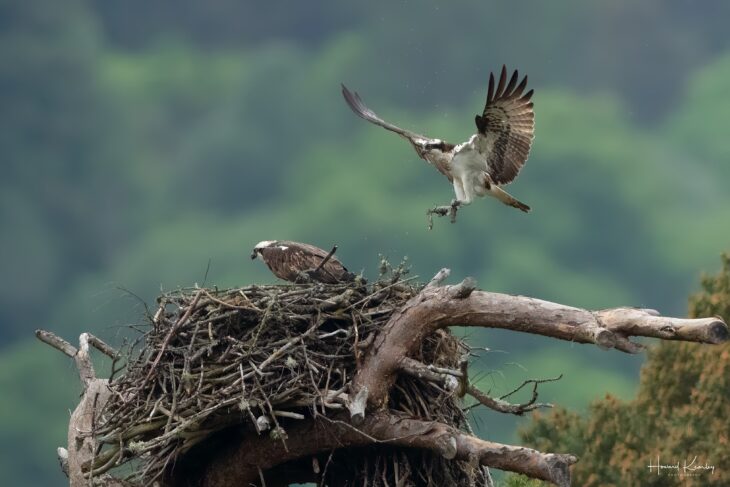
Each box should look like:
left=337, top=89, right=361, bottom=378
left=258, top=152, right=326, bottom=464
left=399, top=357, right=462, bottom=392
left=465, top=375, right=561, bottom=415
left=37, top=268, right=728, bottom=487
left=200, top=411, right=577, bottom=487
left=350, top=271, right=728, bottom=414
left=398, top=357, right=556, bottom=415
left=35, top=330, right=126, bottom=487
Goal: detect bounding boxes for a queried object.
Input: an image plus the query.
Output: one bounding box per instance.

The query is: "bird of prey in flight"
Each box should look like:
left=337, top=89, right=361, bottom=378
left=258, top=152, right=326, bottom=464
left=251, top=240, right=356, bottom=284
left=342, top=66, right=534, bottom=227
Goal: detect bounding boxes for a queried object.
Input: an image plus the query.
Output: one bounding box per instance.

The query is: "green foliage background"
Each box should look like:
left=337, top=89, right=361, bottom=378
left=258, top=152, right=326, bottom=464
left=517, top=254, right=730, bottom=486
left=1, top=1, right=729, bottom=484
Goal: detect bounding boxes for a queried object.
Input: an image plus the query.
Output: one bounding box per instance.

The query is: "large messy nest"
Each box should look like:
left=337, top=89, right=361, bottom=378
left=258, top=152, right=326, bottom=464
left=92, top=265, right=485, bottom=486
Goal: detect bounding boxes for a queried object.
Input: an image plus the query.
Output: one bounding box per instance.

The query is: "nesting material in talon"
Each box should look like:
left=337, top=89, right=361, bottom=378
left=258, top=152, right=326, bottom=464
left=427, top=205, right=450, bottom=217
left=449, top=200, right=462, bottom=223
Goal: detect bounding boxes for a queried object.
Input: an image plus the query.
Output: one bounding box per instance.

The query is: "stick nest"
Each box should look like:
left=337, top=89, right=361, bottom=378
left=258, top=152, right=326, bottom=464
left=92, top=268, right=486, bottom=486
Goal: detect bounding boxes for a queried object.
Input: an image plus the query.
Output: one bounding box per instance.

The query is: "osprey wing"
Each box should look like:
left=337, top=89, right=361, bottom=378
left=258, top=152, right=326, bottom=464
left=283, top=241, right=352, bottom=284
left=341, top=84, right=452, bottom=164
left=475, top=66, right=534, bottom=185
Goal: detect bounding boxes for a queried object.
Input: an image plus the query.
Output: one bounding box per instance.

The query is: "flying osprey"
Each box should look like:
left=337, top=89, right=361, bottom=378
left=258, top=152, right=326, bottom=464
left=251, top=240, right=356, bottom=284
left=342, top=66, right=534, bottom=225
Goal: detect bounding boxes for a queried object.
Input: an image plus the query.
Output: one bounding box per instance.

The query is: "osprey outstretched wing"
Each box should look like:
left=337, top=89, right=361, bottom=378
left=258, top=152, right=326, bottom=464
left=475, top=65, right=535, bottom=185
left=342, top=66, right=535, bottom=223
left=341, top=84, right=454, bottom=181
left=251, top=240, right=355, bottom=284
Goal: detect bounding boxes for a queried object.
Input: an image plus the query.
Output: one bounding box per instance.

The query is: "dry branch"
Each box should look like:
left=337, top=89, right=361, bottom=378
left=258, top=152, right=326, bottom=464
left=350, top=273, right=728, bottom=413
left=36, top=330, right=125, bottom=487
left=465, top=375, right=561, bottom=416
left=370, top=352, right=556, bottom=417
left=36, top=265, right=728, bottom=487
left=200, top=411, right=576, bottom=487
left=399, top=357, right=461, bottom=392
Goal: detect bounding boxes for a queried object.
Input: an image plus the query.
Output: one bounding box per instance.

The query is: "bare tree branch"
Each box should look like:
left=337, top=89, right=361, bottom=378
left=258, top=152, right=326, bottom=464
left=449, top=277, right=478, bottom=299
left=144, top=288, right=204, bottom=384
left=400, top=357, right=558, bottom=415
left=39, top=269, right=727, bottom=487
left=597, top=307, right=728, bottom=344
left=399, top=357, right=461, bottom=392
left=36, top=331, right=124, bottom=487
left=312, top=244, right=338, bottom=274
left=36, top=329, right=96, bottom=388
left=197, top=412, right=576, bottom=487
left=35, top=329, right=77, bottom=357
left=425, top=267, right=451, bottom=289
left=351, top=271, right=728, bottom=415
left=465, top=375, right=562, bottom=415
left=87, top=334, right=119, bottom=358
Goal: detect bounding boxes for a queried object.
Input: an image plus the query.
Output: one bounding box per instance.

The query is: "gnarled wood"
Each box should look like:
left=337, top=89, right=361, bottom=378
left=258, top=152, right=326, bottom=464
left=36, top=330, right=125, bottom=487
left=198, top=412, right=576, bottom=487
left=350, top=275, right=728, bottom=414
left=37, top=269, right=728, bottom=487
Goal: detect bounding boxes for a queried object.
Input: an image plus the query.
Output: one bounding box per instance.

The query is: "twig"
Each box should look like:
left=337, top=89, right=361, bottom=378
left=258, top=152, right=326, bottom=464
left=313, top=245, right=339, bottom=274
left=41, top=273, right=726, bottom=486
left=465, top=378, right=556, bottom=416
left=500, top=374, right=563, bottom=401
left=257, top=319, right=324, bottom=372
left=35, top=329, right=77, bottom=357
left=87, top=334, right=119, bottom=359
left=273, top=410, right=306, bottom=420
left=144, top=289, right=204, bottom=384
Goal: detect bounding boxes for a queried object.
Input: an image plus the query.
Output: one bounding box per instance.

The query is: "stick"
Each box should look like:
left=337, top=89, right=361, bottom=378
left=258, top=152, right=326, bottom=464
left=313, top=245, right=338, bottom=274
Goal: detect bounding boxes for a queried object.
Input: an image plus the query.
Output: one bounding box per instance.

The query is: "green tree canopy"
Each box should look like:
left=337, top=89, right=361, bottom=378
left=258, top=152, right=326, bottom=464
left=517, top=254, right=730, bottom=486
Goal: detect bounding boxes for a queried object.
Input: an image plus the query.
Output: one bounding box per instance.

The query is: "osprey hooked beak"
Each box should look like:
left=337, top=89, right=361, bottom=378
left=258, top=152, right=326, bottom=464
left=250, top=249, right=258, bottom=260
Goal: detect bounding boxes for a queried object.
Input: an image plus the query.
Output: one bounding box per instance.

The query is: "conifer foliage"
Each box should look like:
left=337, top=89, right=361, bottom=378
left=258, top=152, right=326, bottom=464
left=518, top=254, right=730, bottom=486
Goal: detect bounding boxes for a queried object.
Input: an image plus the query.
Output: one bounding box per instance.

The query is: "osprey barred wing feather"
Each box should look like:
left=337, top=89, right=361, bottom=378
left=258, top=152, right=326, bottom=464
left=475, top=65, right=535, bottom=185
left=342, top=66, right=535, bottom=219
left=251, top=240, right=355, bottom=284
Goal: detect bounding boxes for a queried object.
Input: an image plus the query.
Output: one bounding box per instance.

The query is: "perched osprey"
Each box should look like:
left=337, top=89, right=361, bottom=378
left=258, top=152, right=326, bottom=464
left=251, top=240, right=356, bottom=284
left=342, top=66, right=534, bottom=223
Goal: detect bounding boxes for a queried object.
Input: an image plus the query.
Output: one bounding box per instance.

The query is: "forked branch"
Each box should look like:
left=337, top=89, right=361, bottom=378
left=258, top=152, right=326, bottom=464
left=350, top=270, right=728, bottom=414
left=399, top=357, right=557, bottom=415
left=199, top=411, right=577, bottom=487
left=36, top=267, right=728, bottom=487
left=36, top=330, right=123, bottom=487
left=465, top=375, right=562, bottom=416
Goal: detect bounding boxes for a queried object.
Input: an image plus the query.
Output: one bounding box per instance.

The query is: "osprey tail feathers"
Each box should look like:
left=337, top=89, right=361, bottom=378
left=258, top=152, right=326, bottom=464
left=489, top=186, right=531, bottom=213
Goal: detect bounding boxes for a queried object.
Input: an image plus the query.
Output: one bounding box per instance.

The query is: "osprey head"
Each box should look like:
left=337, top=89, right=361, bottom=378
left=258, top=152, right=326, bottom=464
left=251, top=240, right=277, bottom=260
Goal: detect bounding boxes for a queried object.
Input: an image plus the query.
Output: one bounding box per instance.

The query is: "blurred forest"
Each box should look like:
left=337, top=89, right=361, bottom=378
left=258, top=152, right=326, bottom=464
left=1, top=1, right=729, bottom=484
left=518, top=254, right=730, bottom=486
